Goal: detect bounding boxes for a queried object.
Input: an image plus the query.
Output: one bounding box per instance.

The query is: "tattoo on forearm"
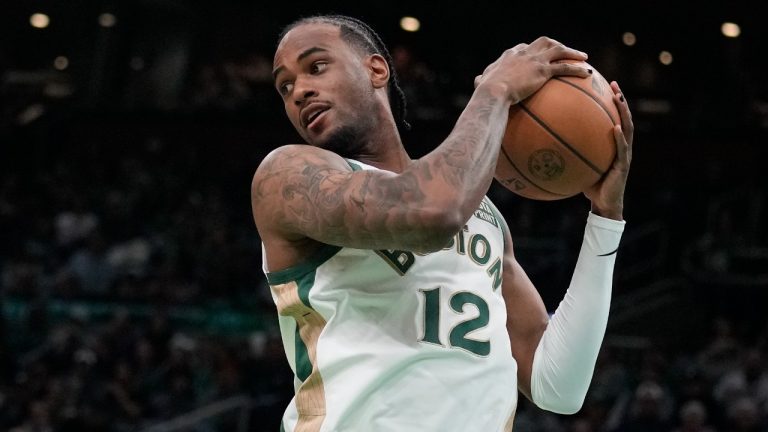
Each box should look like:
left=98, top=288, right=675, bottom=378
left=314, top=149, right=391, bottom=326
left=428, top=87, right=504, bottom=194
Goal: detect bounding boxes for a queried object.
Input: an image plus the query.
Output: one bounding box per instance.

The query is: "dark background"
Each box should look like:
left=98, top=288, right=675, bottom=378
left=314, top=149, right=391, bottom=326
left=1, top=1, right=767, bottom=431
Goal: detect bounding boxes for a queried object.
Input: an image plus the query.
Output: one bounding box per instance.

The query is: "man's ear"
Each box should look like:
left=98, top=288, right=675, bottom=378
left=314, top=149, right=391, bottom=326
left=367, top=54, right=390, bottom=89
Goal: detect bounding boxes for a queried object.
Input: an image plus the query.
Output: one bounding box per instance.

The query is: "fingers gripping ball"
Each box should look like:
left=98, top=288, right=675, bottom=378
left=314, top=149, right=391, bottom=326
left=495, top=62, right=619, bottom=200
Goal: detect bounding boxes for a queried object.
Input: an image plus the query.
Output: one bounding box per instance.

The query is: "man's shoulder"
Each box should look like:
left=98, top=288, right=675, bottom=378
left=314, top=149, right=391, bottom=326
left=258, top=143, right=318, bottom=169
left=250, top=144, right=354, bottom=215
left=250, top=144, right=354, bottom=247
left=254, top=144, right=351, bottom=180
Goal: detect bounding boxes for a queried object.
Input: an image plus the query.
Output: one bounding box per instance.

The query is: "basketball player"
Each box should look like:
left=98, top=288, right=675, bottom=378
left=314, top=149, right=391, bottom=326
left=252, top=15, right=633, bottom=431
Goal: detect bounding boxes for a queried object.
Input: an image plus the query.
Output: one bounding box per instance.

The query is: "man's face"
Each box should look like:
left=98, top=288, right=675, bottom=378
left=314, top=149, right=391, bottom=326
left=273, top=23, right=378, bottom=151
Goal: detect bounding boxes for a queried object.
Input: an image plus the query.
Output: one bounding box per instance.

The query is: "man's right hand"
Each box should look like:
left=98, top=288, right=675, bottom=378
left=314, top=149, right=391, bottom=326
left=473, top=37, right=591, bottom=104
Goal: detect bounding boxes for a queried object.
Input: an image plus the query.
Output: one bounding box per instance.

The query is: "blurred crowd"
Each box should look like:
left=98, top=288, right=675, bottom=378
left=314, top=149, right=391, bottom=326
left=0, top=131, right=293, bottom=430
left=0, top=306, right=293, bottom=431
left=517, top=316, right=768, bottom=432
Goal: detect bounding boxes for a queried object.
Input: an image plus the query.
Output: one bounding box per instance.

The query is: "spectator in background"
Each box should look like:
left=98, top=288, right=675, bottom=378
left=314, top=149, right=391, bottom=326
left=698, top=318, right=742, bottom=383
left=390, top=45, right=446, bottom=121
left=713, top=348, right=768, bottom=417
left=591, top=347, right=631, bottom=403
left=54, top=197, right=98, bottom=251
left=67, top=230, right=115, bottom=297
left=9, top=399, right=53, bottom=432
left=673, top=400, right=716, bottom=432
left=186, top=53, right=274, bottom=111
left=610, top=380, right=674, bottom=432
left=568, top=418, right=595, bottom=432
left=675, top=368, right=721, bottom=428
left=723, top=397, right=763, bottom=432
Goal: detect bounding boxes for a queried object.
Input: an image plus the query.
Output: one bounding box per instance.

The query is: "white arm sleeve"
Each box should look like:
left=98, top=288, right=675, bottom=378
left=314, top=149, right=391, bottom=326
left=530, top=212, right=625, bottom=414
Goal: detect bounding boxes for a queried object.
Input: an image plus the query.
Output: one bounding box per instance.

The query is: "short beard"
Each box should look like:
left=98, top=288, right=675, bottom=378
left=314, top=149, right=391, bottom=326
left=317, top=122, right=370, bottom=159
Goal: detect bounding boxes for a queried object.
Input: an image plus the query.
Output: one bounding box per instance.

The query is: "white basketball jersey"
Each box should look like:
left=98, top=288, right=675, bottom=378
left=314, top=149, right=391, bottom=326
left=263, top=160, right=518, bottom=431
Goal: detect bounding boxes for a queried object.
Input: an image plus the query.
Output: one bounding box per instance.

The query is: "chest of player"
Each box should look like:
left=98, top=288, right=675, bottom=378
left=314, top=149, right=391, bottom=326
left=374, top=201, right=505, bottom=293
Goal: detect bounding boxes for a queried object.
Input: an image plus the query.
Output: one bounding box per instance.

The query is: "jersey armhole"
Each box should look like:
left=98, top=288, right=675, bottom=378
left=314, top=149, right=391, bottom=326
left=485, top=198, right=510, bottom=250
left=265, top=243, right=342, bottom=285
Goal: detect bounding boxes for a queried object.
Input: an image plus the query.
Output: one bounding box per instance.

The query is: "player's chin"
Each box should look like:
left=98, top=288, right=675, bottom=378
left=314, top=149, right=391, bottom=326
left=307, top=125, right=340, bottom=148
left=305, top=130, right=331, bottom=148
left=312, top=125, right=364, bottom=158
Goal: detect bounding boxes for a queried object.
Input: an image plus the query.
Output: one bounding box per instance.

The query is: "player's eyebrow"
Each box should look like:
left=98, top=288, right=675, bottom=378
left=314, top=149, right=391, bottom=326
left=272, top=47, right=329, bottom=80
left=297, top=46, right=328, bottom=62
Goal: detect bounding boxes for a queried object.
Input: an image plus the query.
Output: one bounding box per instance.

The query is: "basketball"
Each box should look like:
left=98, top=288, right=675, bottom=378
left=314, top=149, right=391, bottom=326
left=494, top=62, right=620, bottom=200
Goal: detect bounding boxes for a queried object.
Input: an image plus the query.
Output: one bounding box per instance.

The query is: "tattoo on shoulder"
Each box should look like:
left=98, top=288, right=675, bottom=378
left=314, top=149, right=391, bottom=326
left=252, top=147, right=430, bottom=246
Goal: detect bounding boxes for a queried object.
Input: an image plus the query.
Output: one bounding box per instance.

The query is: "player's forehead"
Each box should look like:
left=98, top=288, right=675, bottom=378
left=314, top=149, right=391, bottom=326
left=273, top=23, right=346, bottom=66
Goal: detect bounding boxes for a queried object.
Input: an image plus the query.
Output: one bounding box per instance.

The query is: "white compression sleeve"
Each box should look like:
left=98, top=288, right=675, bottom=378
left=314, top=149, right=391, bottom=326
left=530, top=212, right=625, bottom=414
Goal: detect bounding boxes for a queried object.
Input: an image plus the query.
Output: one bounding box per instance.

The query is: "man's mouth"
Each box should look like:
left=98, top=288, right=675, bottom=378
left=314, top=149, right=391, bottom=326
left=302, top=104, right=330, bottom=128
left=307, top=108, right=328, bottom=127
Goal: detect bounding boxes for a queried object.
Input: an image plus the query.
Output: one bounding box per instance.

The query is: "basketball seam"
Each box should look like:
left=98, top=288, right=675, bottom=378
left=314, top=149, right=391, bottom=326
left=518, top=104, right=604, bottom=175
left=498, top=146, right=569, bottom=197
left=551, top=77, right=618, bottom=125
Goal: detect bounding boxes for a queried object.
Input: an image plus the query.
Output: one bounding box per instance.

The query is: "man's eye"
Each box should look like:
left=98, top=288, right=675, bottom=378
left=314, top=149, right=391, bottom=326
left=279, top=82, right=293, bottom=95
left=311, top=62, right=328, bottom=74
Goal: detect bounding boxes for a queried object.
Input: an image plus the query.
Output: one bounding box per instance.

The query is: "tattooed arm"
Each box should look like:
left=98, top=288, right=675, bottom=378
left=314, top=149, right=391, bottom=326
left=252, top=85, right=507, bottom=253
left=253, top=37, right=592, bottom=253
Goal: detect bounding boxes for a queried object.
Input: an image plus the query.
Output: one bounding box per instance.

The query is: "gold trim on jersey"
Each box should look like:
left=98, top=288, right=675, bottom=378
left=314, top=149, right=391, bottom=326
left=271, top=281, right=328, bottom=431
left=504, top=409, right=516, bottom=432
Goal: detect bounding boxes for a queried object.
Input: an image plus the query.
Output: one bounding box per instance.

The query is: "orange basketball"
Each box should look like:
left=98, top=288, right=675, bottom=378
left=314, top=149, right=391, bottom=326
left=494, top=62, right=620, bottom=200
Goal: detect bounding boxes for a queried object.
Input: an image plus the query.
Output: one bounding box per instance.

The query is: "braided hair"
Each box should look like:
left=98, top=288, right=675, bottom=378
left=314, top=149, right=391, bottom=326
left=278, top=15, right=411, bottom=131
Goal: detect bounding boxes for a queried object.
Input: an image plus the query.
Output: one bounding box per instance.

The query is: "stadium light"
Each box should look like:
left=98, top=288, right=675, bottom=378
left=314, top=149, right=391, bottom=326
left=99, top=13, right=117, bottom=28
left=400, top=16, right=420, bottom=32
left=30, top=13, right=50, bottom=29
left=54, top=56, right=69, bottom=70
left=721, top=22, right=740, bottom=38
left=622, top=32, right=636, bottom=46
left=659, top=51, right=673, bottom=65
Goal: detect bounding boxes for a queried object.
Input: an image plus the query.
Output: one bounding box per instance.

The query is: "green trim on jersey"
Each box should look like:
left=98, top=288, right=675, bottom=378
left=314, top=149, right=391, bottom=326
left=347, top=160, right=362, bottom=171
left=295, top=267, right=320, bottom=381
left=295, top=328, right=312, bottom=381
left=485, top=198, right=510, bottom=250
left=266, top=244, right=342, bottom=285
left=296, top=267, right=316, bottom=314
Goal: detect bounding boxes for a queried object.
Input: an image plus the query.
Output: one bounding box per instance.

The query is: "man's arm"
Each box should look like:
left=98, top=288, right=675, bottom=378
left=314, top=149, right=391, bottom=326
left=252, top=81, right=510, bottom=254
left=503, top=80, right=633, bottom=414
left=502, top=213, right=625, bottom=413
left=498, top=230, right=548, bottom=401
left=253, top=38, right=591, bottom=253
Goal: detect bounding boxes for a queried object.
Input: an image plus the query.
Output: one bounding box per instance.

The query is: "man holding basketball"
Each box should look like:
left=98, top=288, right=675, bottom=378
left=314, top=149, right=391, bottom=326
left=252, top=14, right=633, bottom=432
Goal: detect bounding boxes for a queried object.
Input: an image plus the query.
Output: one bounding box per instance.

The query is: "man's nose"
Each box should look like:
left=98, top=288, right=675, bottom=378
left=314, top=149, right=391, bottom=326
left=294, top=83, right=318, bottom=106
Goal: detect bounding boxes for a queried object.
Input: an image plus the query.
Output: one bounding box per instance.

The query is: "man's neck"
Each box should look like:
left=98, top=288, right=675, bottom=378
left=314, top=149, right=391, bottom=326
left=351, top=119, right=412, bottom=173
left=353, top=147, right=412, bottom=173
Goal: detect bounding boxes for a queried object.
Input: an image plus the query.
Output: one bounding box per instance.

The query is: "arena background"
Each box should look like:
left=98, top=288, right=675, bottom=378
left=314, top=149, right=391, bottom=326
left=1, top=0, right=767, bottom=431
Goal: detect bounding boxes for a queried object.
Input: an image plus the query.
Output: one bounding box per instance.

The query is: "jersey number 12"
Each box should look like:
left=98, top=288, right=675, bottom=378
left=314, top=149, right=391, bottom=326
left=419, top=287, right=490, bottom=356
